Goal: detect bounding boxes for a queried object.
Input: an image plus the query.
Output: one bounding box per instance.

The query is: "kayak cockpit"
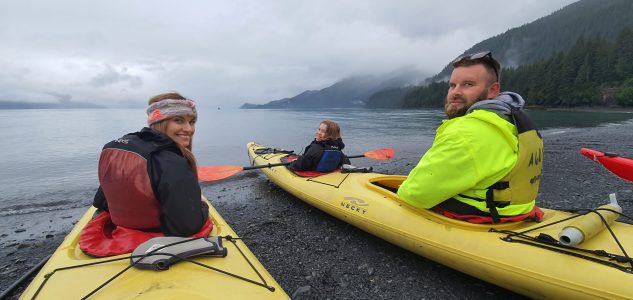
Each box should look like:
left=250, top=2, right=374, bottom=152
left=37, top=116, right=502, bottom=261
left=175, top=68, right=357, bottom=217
left=367, top=176, right=405, bottom=194
left=365, top=175, right=542, bottom=230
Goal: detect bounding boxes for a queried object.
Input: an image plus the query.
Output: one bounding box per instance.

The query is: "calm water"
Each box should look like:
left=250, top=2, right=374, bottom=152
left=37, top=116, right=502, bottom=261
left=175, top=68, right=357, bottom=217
left=0, top=108, right=631, bottom=215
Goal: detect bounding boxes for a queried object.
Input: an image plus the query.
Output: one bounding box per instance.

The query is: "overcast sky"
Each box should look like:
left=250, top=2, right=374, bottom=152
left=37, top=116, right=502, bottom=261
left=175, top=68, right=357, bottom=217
left=0, top=0, right=577, bottom=108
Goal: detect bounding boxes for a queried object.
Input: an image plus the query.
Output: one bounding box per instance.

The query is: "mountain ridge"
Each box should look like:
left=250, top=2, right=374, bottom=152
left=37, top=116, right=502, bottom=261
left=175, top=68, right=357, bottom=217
left=241, top=68, right=428, bottom=109
left=244, top=0, right=633, bottom=109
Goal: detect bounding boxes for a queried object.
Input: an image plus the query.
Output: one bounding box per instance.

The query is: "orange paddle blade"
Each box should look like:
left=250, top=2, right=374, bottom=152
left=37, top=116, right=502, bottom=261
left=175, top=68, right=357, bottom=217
left=363, top=148, right=395, bottom=160
left=198, top=165, right=244, bottom=182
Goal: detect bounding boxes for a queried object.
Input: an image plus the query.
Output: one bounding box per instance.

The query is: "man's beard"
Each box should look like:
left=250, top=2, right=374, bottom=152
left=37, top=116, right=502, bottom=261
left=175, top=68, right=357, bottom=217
left=444, top=89, right=490, bottom=119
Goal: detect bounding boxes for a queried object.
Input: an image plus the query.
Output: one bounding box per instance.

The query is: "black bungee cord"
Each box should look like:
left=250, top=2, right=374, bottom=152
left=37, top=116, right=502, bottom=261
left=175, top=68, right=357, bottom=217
left=492, top=208, right=633, bottom=272
left=29, top=235, right=276, bottom=300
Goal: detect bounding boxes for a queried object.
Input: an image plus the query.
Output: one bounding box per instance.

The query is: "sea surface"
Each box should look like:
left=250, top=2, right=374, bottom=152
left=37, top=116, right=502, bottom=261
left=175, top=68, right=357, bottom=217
left=1, top=108, right=631, bottom=216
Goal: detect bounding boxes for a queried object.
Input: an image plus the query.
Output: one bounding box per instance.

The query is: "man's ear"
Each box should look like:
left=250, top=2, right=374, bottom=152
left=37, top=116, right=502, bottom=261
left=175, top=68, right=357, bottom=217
left=488, top=82, right=501, bottom=98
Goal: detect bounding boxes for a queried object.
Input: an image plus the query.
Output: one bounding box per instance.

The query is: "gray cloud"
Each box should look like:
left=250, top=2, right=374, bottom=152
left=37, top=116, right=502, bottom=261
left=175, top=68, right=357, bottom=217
left=44, top=92, right=72, bottom=103
left=0, top=0, right=577, bottom=108
left=90, top=64, right=143, bottom=88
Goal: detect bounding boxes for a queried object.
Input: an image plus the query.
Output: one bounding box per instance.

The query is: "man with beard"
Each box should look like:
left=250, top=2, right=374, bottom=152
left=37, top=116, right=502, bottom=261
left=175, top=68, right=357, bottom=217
left=397, top=51, right=543, bottom=223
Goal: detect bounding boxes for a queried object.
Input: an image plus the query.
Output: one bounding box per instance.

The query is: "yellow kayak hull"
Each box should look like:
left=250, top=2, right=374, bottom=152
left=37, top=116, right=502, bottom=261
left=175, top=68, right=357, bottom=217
left=248, top=142, right=633, bottom=299
left=20, top=196, right=288, bottom=299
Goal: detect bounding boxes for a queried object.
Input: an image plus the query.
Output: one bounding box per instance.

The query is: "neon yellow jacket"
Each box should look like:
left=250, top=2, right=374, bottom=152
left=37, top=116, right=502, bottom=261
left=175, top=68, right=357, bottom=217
left=397, top=109, right=535, bottom=216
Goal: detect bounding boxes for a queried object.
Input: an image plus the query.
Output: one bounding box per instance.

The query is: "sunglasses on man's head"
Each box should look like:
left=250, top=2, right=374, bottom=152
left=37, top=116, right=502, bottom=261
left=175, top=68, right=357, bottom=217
left=452, top=51, right=499, bottom=81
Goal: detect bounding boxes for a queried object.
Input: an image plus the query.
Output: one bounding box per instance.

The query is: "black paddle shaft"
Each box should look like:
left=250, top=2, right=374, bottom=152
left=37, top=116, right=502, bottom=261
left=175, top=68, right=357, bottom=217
left=243, top=162, right=290, bottom=170
left=242, top=153, right=368, bottom=170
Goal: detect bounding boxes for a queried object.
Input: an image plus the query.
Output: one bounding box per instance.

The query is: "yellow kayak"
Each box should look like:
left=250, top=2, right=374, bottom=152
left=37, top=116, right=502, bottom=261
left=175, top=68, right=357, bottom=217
left=247, top=142, right=633, bottom=299
left=20, top=196, right=288, bottom=299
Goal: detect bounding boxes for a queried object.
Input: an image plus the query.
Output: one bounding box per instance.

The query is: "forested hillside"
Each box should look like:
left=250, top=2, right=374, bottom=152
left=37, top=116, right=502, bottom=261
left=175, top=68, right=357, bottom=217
left=398, top=28, right=633, bottom=108
left=435, top=0, right=633, bottom=80
left=368, top=0, right=633, bottom=108
left=504, top=29, right=633, bottom=107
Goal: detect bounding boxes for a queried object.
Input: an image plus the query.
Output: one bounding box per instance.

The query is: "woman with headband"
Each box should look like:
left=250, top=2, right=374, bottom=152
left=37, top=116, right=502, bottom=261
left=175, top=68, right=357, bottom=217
left=79, top=92, right=213, bottom=257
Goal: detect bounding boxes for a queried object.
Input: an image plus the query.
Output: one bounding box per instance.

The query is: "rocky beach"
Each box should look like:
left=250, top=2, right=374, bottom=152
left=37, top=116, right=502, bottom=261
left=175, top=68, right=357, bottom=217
left=1, top=120, right=632, bottom=299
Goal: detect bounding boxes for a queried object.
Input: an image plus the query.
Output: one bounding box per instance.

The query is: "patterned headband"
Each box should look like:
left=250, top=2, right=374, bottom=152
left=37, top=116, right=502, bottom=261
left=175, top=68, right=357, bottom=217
left=147, top=99, right=197, bottom=126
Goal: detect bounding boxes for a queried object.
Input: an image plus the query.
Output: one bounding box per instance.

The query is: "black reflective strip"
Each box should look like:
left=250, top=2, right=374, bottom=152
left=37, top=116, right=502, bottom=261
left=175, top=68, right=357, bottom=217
left=456, top=194, right=510, bottom=208
left=457, top=193, right=485, bottom=202
left=489, top=181, right=509, bottom=190
left=439, top=198, right=490, bottom=216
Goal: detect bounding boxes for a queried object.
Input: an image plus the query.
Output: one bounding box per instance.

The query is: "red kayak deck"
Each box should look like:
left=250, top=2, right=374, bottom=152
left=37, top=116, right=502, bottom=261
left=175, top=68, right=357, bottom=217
left=580, top=148, right=633, bottom=182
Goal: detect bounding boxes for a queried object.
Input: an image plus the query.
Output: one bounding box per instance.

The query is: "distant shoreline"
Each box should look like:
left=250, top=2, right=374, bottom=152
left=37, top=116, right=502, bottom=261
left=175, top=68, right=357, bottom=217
left=240, top=104, right=633, bottom=112
left=0, top=101, right=104, bottom=109
left=527, top=106, right=633, bottom=113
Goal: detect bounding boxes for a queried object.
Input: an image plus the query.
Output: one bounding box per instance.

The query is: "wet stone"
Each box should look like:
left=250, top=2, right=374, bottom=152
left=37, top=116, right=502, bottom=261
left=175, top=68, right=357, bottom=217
left=339, top=279, right=349, bottom=287
left=291, top=285, right=311, bottom=298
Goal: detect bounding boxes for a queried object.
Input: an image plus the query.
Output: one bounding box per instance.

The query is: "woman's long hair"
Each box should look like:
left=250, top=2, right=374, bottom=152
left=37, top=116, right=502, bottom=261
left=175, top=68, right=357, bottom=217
left=321, top=120, right=342, bottom=140
left=148, top=92, right=198, bottom=175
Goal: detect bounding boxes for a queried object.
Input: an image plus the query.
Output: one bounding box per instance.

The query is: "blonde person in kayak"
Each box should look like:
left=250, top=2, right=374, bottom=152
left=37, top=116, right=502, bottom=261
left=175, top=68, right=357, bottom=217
left=288, top=120, right=351, bottom=172
left=398, top=51, right=544, bottom=223
left=79, top=92, right=213, bottom=257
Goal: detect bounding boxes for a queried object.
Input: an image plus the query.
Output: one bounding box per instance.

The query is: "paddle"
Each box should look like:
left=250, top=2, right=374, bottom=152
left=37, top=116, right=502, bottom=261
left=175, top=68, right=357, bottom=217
left=198, top=147, right=394, bottom=182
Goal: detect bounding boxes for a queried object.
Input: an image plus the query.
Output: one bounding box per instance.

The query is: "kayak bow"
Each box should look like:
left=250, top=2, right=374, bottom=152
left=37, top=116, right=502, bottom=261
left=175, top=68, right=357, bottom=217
left=580, top=148, right=633, bottom=182
left=19, top=196, right=288, bottom=299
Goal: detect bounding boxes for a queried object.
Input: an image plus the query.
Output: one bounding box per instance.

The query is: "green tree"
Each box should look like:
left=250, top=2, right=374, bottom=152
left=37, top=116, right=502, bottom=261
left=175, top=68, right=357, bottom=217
left=392, top=26, right=633, bottom=109
left=615, top=78, right=633, bottom=106
left=614, top=28, right=633, bottom=79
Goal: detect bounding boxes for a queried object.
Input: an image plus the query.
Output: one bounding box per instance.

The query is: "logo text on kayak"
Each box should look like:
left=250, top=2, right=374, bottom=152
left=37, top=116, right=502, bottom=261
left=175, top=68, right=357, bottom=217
left=341, top=197, right=368, bottom=214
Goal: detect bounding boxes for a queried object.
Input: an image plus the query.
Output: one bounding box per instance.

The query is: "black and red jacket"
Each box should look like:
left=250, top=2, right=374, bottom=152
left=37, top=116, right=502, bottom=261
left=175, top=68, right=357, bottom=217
left=92, top=128, right=209, bottom=236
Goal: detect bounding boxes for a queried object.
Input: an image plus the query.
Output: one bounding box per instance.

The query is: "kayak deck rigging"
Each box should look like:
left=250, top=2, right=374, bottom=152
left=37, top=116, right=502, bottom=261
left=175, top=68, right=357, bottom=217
left=372, top=174, right=633, bottom=273
left=492, top=207, right=633, bottom=273
left=30, top=235, right=277, bottom=299
left=19, top=185, right=288, bottom=299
